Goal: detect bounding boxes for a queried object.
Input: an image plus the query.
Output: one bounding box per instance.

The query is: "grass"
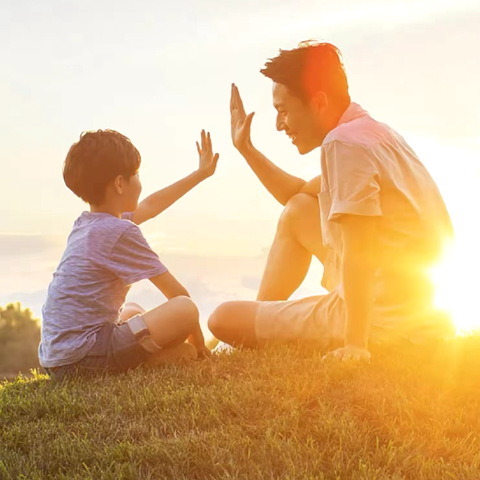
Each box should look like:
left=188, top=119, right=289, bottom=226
left=1, top=339, right=480, bottom=480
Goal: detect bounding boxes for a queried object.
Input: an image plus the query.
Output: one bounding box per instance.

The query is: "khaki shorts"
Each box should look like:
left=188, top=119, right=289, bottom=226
left=254, top=291, right=453, bottom=347
left=255, top=290, right=346, bottom=348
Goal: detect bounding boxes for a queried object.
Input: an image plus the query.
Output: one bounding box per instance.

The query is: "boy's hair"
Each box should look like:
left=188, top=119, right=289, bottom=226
left=63, top=129, right=141, bottom=205
left=260, top=41, right=350, bottom=108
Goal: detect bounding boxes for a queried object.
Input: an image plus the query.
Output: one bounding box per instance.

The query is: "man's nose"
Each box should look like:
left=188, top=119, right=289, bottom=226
left=276, top=117, right=285, bottom=132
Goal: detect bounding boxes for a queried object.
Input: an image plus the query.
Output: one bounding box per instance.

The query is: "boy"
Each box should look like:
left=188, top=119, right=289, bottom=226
left=40, top=129, right=218, bottom=378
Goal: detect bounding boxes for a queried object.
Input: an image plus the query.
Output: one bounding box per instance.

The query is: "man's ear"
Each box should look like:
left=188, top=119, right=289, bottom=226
left=311, top=91, right=328, bottom=115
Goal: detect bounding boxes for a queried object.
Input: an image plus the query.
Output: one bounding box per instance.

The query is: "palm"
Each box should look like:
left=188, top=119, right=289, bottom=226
left=196, top=130, right=219, bottom=178
left=230, top=84, right=254, bottom=151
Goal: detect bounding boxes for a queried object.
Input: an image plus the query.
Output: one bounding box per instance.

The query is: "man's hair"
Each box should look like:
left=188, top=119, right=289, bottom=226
left=260, top=41, right=350, bottom=107
left=63, top=129, right=141, bottom=205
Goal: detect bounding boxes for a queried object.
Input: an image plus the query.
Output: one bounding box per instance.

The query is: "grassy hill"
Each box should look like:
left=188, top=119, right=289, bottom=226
left=1, top=340, right=479, bottom=480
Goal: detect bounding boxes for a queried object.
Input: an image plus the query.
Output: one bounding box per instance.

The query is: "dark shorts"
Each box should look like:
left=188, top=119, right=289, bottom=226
left=44, top=321, right=149, bottom=380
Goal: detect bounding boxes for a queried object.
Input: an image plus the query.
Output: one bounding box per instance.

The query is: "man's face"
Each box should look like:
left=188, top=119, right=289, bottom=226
left=272, top=82, right=325, bottom=155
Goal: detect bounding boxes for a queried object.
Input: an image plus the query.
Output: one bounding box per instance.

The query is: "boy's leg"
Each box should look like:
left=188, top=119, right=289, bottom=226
left=119, top=302, right=146, bottom=323
left=121, top=298, right=199, bottom=349
left=257, top=193, right=327, bottom=301
left=140, top=296, right=199, bottom=348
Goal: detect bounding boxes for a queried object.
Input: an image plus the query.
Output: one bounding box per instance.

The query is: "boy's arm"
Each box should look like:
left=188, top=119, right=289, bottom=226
left=132, top=131, right=219, bottom=225
left=323, top=215, right=378, bottom=362
left=149, top=272, right=207, bottom=352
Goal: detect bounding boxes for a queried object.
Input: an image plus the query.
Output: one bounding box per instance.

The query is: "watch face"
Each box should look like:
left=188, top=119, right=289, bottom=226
left=127, top=314, right=149, bottom=336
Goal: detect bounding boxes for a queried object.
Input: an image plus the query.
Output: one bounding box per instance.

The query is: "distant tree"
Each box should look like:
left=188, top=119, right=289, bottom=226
left=0, top=303, right=41, bottom=377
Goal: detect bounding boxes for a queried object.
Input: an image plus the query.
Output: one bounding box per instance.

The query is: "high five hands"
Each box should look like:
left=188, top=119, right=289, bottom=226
left=230, top=83, right=255, bottom=153
left=196, top=130, right=220, bottom=179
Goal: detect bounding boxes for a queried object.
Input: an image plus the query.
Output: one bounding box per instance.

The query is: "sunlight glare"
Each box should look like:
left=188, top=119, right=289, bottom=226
left=430, top=241, right=480, bottom=336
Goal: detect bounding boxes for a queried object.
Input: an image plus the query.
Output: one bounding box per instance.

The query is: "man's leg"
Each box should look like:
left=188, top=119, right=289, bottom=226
left=208, top=193, right=326, bottom=347
left=258, top=192, right=326, bottom=301
left=208, top=301, right=260, bottom=348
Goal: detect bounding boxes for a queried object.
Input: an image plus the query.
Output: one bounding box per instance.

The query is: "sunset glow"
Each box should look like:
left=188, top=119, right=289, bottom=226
left=430, top=240, right=480, bottom=335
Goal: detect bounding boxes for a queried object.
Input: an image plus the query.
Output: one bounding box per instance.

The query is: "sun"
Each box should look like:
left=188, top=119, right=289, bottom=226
left=430, top=240, right=480, bottom=336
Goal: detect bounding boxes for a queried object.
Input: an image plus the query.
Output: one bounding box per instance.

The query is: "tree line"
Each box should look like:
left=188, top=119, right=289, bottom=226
left=0, top=303, right=41, bottom=379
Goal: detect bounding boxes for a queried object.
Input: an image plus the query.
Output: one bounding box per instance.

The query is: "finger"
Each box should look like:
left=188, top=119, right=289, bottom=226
left=201, top=130, right=206, bottom=152
left=196, top=141, right=202, bottom=156
left=230, top=83, right=236, bottom=112
left=207, top=132, right=212, bottom=153
left=234, top=85, right=246, bottom=116
left=213, top=152, right=220, bottom=164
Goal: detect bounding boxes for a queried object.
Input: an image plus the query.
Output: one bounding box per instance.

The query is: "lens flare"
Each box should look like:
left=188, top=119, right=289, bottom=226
left=430, top=242, right=480, bottom=336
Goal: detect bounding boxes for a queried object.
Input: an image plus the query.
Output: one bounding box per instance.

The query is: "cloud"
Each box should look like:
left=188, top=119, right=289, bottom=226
left=241, top=275, right=261, bottom=291
left=0, top=234, right=64, bottom=258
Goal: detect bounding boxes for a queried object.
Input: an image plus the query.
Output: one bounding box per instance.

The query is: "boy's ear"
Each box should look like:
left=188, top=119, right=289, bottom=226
left=113, top=175, right=123, bottom=194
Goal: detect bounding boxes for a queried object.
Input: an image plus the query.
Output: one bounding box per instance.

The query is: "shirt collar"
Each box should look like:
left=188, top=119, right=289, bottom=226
left=336, top=102, right=369, bottom=127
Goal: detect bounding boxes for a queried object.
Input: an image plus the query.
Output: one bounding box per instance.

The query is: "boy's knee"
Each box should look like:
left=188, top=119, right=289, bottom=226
left=171, top=296, right=199, bottom=327
left=124, top=302, right=145, bottom=313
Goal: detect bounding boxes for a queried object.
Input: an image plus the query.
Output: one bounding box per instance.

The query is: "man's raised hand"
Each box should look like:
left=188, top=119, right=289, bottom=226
left=230, top=83, right=255, bottom=153
left=196, top=130, right=220, bottom=179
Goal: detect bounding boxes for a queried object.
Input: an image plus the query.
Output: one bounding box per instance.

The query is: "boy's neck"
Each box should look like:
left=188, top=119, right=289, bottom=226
left=90, top=203, right=123, bottom=218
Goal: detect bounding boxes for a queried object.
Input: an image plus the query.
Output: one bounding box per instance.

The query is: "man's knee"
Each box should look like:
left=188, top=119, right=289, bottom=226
left=279, top=193, right=318, bottom=231
left=208, top=302, right=233, bottom=338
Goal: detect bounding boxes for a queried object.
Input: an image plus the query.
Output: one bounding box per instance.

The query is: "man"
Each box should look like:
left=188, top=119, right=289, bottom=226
left=208, top=42, right=454, bottom=360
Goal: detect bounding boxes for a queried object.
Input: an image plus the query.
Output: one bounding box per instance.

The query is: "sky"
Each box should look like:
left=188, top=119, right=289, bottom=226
left=1, top=0, right=479, bottom=331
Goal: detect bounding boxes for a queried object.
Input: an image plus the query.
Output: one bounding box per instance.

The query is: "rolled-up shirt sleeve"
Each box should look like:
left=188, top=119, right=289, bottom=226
left=107, top=225, right=168, bottom=286
left=322, top=141, right=382, bottom=222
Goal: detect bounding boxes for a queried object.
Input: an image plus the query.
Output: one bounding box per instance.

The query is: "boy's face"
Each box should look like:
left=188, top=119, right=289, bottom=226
left=272, top=82, right=328, bottom=155
left=121, top=173, right=142, bottom=212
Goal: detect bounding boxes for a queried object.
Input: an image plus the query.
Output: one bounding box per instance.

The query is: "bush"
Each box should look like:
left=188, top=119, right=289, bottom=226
left=0, top=303, right=40, bottom=377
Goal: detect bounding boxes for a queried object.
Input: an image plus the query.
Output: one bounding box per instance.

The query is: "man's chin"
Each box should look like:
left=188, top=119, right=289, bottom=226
left=295, top=142, right=317, bottom=155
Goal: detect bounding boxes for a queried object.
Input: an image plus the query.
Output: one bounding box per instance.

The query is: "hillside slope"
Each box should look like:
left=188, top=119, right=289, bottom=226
left=1, top=341, right=479, bottom=480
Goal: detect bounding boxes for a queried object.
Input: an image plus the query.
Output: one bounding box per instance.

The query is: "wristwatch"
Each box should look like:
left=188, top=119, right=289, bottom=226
left=127, top=314, right=162, bottom=354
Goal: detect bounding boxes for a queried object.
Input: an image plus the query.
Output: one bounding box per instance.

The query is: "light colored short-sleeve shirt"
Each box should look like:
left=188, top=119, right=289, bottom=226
left=39, top=211, right=168, bottom=368
left=319, top=103, right=454, bottom=337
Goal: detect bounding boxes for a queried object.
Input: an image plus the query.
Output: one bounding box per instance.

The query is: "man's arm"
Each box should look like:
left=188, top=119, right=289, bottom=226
left=231, top=84, right=307, bottom=206
left=323, top=215, right=378, bottom=361
left=341, top=215, right=378, bottom=349
left=149, top=272, right=206, bottom=352
left=132, top=130, right=219, bottom=225
left=237, top=143, right=307, bottom=206
left=299, top=176, right=321, bottom=196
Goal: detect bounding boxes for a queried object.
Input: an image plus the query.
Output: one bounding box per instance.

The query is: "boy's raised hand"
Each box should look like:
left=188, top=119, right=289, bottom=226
left=196, top=130, right=220, bottom=179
